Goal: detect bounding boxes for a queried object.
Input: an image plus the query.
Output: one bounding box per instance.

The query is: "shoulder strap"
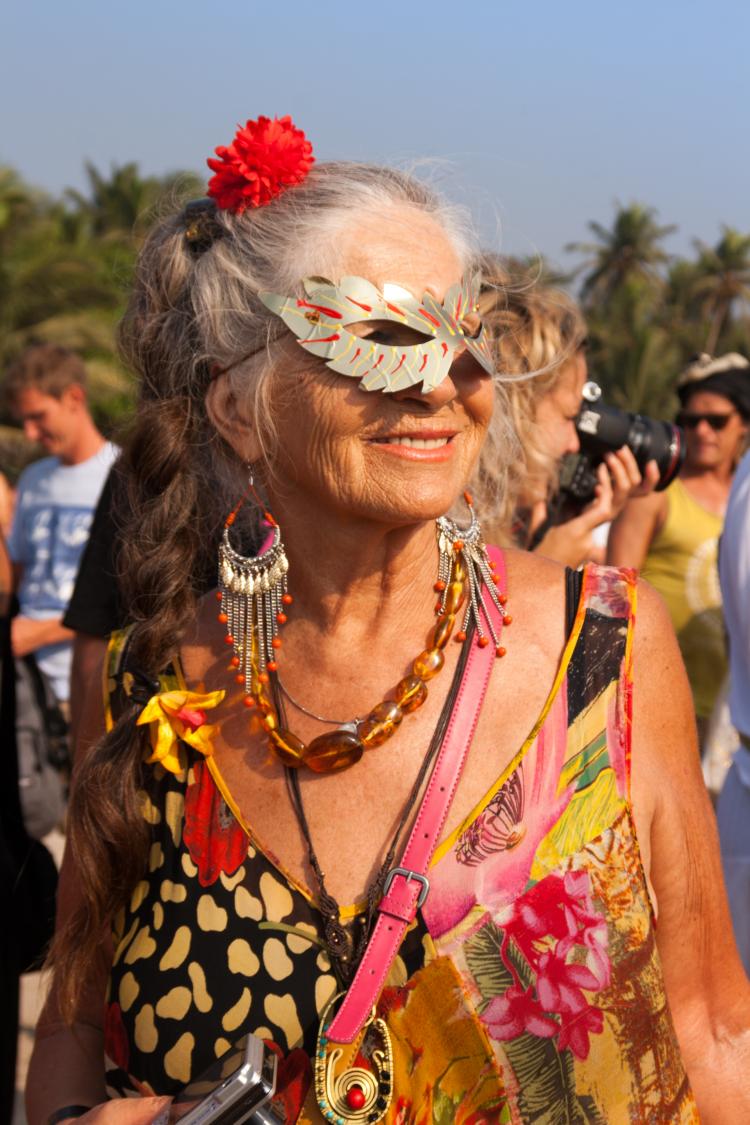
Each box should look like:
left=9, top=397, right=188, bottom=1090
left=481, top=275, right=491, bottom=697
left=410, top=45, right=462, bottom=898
left=327, top=549, right=507, bottom=1044
left=565, top=566, right=584, bottom=638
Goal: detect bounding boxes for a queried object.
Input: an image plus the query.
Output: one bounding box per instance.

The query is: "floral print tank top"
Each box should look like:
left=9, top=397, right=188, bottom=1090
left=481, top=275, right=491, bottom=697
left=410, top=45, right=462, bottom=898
left=103, top=563, right=698, bottom=1123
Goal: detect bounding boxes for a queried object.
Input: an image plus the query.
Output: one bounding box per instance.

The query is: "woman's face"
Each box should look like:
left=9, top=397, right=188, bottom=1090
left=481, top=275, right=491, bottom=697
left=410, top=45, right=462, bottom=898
left=533, top=352, right=587, bottom=464
left=681, top=389, right=748, bottom=472
left=263, top=207, right=495, bottom=526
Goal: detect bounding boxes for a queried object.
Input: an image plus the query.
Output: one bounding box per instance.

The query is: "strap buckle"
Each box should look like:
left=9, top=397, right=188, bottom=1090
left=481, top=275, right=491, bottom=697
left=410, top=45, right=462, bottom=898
left=382, top=867, right=430, bottom=909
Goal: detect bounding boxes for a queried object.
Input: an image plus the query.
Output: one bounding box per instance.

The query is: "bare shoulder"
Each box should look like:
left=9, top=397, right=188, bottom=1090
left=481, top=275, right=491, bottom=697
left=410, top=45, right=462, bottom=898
left=502, top=544, right=567, bottom=599
left=500, top=545, right=568, bottom=663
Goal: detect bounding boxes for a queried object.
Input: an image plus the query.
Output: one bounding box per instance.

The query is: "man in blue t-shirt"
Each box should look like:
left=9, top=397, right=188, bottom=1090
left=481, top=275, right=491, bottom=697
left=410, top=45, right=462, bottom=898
left=4, top=344, right=118, bottom=705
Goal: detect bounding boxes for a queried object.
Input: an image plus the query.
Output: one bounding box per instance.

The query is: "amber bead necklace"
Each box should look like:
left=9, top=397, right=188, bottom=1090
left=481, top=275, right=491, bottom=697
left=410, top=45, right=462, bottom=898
left=217, top=491, right=511, bottom=775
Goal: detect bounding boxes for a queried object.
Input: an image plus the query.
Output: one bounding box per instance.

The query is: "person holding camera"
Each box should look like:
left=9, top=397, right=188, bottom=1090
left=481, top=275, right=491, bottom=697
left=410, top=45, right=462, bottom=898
left=27, top=119, right=750, bottom=1124
left=608, top=353, right=750, bottom=743
left=476, top=270, right=659, bottom=566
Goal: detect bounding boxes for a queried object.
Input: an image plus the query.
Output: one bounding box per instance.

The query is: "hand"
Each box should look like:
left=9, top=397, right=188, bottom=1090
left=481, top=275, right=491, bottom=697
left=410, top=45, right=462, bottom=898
left=11, top=615, right=47, bottom=657
left=11, top=616, right=51, bottom=657
left=58, top=1098, right=172, bottom=1125
left=533, top=466, right=614, bottom=567
left=11, top=614, right=72, bottom=657
left=602, top=448, right=660, bottom=520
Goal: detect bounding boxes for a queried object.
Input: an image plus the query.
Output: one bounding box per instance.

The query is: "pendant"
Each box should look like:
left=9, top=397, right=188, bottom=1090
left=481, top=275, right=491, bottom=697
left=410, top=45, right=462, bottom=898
left=315, top=994, right=394, bottom=1124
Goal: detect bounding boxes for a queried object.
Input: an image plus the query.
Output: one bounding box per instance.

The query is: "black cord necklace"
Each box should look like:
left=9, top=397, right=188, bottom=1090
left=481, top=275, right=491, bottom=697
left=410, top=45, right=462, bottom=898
left=274, top=623, right=473, bottom=986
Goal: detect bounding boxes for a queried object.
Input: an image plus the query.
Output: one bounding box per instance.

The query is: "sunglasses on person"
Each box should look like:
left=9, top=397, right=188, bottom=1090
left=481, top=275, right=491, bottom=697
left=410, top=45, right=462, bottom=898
left=676, top=410, right=738, bottom=431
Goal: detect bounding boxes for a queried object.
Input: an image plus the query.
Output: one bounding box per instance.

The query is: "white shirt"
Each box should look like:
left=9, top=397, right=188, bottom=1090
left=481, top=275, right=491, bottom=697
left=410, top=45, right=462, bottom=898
left=8, top=441, right=118, bottom=700
left=719, top=450, right=750, bottom=746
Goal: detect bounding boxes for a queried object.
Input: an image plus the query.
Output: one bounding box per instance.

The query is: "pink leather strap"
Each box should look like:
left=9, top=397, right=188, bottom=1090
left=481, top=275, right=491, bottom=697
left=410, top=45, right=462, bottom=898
left=327, top=547, right=506, bottom=1043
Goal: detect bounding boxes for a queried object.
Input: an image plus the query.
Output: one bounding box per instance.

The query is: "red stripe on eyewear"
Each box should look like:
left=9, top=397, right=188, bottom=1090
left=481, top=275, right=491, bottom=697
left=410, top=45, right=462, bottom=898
left=296, top=299, right=343, bottom=318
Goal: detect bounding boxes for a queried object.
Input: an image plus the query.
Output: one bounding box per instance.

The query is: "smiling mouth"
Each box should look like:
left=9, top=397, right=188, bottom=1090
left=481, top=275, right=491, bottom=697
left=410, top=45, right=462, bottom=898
left=373, top=436, right=452, bottom=449
left=369, top=433, right=456, bottom=449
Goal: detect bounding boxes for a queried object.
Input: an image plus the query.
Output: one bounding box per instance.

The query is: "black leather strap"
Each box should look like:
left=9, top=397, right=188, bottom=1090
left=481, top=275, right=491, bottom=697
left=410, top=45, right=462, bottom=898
left=565, top=566, right=584, bottom=638
left=47, top=1106, right=91, bottom=1125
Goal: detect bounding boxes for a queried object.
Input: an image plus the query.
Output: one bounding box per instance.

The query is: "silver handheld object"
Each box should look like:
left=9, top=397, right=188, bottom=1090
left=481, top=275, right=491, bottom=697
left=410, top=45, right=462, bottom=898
left=174, top=1034, right=280, bottom=1125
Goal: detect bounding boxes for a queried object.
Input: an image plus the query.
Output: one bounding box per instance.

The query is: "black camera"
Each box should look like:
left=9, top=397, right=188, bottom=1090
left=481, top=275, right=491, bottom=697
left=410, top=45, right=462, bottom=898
left=558, top=382, right=685, bottom=504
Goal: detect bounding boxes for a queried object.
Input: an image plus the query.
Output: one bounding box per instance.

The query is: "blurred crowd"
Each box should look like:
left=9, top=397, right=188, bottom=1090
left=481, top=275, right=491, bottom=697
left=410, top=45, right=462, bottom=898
left=3, top=266, right=750, bottom=1115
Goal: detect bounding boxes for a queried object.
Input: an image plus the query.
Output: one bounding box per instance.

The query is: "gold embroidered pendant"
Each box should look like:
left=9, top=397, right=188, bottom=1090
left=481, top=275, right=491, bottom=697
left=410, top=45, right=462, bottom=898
left=315, top=996, right=394, bottom=1124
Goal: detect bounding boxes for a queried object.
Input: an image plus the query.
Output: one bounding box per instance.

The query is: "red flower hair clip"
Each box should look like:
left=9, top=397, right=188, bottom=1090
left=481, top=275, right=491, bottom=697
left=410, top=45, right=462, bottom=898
left=207, top=114, right=314, bottom=214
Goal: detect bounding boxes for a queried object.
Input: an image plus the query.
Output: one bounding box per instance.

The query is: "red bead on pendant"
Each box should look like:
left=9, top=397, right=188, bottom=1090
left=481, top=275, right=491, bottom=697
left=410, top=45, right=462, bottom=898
left=346, top=1085, right=366, bottom=1111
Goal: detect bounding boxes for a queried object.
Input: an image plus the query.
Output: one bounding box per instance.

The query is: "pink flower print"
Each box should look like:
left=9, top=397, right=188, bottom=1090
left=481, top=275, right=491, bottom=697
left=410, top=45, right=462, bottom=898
left=504, top=874, right=569, bottom=963
left=556, top=1003, right=604, bottom=1060
left=535, top=951, right=600, bottom=1016
left=561, top=872, right=605, bottom=937
left=556, top=872, right=611, bottom=989
left=483, top=985, right=559, bottom=1041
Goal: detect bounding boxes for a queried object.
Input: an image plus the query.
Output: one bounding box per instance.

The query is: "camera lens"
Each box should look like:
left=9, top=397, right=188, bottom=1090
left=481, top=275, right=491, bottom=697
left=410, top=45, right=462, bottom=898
left=576, top=390, right=684, bottom=492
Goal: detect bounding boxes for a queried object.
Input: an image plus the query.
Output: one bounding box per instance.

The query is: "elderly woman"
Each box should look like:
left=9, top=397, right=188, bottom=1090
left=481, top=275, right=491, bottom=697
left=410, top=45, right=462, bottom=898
left=476, top=267, right=658, bottom=566
left=28, top=117, right=750, bottom=1124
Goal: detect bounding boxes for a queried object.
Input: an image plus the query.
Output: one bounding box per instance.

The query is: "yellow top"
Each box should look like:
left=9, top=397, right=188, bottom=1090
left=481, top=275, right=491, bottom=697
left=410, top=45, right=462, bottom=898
left=641, top=477, right=726, bottom=718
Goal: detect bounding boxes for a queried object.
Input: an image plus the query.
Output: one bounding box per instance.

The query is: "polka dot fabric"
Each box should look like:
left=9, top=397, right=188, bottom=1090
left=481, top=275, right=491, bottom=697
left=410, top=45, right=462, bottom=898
left=103, top=637, right=428, bottom=1103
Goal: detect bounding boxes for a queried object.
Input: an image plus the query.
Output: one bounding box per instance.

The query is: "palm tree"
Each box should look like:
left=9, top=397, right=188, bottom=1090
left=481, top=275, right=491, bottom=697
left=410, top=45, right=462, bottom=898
left=657, top=258, right=706, bottom=358
left=566, top=203, right=676, bottom=308
left=691, top=226, right=750, bottom=354
left=66, top=162, right=204, bottom=240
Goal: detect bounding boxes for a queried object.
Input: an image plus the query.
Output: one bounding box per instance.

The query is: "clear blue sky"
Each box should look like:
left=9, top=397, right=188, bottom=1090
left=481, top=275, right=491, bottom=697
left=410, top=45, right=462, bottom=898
left=2, top=0, right=748, bottom=271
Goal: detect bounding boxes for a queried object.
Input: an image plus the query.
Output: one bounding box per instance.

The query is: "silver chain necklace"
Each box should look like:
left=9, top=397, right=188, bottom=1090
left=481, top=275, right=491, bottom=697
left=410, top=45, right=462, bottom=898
left=276, top=676, right=361, bottom=734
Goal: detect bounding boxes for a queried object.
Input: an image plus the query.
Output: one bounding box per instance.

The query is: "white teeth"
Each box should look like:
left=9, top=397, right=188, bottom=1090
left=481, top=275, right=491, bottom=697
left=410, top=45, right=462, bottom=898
left=381, top=436, right=450, bottom=449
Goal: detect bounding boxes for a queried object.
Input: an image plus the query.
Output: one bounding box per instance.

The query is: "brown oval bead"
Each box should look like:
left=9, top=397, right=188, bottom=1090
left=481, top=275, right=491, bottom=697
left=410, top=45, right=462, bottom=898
left=303, top=730, right=364, bottom=773
left=452, top=559, right=466, bottom=583
left=370, top=700, right=403, bottom=725
left=433, top=612, right=456, bottom=650
left=413, top=647, right=445, bottom=680
left=444, top=580, right=465, bottom=615
left=359, top=721, right=393, bottom=748
left=269, top=727, right=306, bottom=767
left=359, top=700, right=404, bottom=748
left=394, top=674, right=428, bottom=713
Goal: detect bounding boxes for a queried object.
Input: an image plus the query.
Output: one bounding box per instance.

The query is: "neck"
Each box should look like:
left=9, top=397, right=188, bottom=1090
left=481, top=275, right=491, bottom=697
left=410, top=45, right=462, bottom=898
left=680, top=462, right=735, bottom=489
left=60, top=419, right=105, bottom=466
left=267, top=494, right=441, bottom=641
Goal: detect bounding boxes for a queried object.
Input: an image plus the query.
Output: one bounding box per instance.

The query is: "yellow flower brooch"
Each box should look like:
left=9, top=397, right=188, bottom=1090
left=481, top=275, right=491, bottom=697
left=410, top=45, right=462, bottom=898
left=136, top=689, right=226, bottom=775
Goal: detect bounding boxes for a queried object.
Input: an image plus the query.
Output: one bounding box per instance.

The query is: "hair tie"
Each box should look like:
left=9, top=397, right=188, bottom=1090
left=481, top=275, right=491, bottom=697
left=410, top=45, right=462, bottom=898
left=117, top=666, right=162, bottom=707
left=184, top=198, right=224, bottom=253
left=206, top=114, right=314, bottom=214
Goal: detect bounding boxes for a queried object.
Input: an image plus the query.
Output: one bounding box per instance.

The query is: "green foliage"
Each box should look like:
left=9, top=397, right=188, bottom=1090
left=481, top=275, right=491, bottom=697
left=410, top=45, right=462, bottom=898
left=0, top=161, right=202, bottom=463
left=565, top=204, right=750, bottom=418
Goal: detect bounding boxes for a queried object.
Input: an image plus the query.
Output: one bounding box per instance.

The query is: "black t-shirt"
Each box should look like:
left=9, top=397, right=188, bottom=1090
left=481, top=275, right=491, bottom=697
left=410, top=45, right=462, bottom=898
left=63, top=466, right=221, bottom=637
left=63, top=469, right=122, bottom=637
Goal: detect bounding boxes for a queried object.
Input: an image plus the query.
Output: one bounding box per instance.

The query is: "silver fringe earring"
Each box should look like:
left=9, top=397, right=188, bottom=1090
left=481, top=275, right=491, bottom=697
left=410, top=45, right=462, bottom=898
left=435, top=492, right=510, bottom=652
left=216, top=476, right=291, bottom=693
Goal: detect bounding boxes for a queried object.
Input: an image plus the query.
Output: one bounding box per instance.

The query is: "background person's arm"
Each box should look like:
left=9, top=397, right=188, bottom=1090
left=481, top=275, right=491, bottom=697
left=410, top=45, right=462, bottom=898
left=533, top=460, right=619, bottom=567
left=11, top=614, right=75, bottom=656
left=0, top=533, right=12, bottom=617
left=606, top=490, right=667, bottom=569
left=69, top=634, right=109, bottom=763
left=632, top=582, right=750, bottom=1120
left=533, top=451, right=660, bottom=569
